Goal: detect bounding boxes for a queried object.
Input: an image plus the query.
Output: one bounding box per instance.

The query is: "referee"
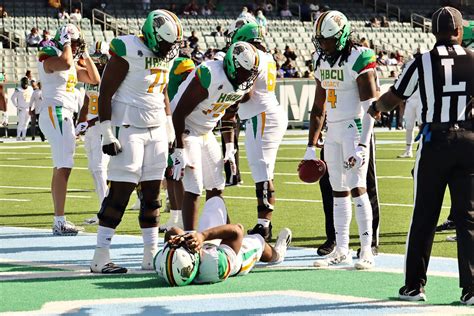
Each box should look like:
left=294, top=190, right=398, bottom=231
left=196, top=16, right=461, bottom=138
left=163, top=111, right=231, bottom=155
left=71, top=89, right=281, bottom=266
left=369, top=7, right=473, bottom=305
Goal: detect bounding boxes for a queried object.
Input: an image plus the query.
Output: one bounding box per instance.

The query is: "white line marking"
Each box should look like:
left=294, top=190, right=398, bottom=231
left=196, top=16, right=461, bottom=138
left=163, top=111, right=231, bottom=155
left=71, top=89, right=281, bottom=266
left=0, top=198, right=30, bottom=202
left=5, top=158, right=21, bottom=160
left=67, top=195, right=91, bottom=199
left=240, top=156, right=415, bottom=162
left=0, top=185, right=92, bottom=192
left=0, top=164, right=88, bottom=170
left=0, top=152, right=86, bottom=157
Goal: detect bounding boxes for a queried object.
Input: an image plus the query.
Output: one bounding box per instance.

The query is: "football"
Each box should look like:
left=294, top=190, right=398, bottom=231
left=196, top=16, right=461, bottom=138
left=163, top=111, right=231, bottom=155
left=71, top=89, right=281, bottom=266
left=298, top=159, right=327, bottom=183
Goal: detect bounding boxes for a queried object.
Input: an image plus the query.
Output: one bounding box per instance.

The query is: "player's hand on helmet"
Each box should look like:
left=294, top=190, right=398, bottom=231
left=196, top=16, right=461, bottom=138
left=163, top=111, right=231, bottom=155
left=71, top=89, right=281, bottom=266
left=170, top=148, right=186, bottom=180
left=166, top=115, right=175, bottom=146
left=58, top=25, right=72, bottom=47
left=183, top=232, right=204, bottom=253
left=75, top=121, right=88, bottom=136
left=346, top=145, right=367, bottom=169
left=100, top=120, right=122, bottom=156
left=223, top=143, right=237, bottom=176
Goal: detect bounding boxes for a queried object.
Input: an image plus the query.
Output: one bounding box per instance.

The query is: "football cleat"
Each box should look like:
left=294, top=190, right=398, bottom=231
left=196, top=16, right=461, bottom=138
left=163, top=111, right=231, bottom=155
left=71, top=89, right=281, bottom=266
left=297, top=159, right=326, bottom=183
left=399, top=285, right=427, bottom=301
left=159, top=215, right=183, bottom=233
left=356, top=245, right=379, bottom=258
left=141, top=244, right=158, bottom=270
left=247, top=223, right=272, bottom=242
left=397, top=151, right=413, bottom=158
left=52, top=221, right=82, bottom=236
left=354, top=249, right=375, bottom=270
left=317, top=239, right=336, bottom=256
left=83, top=215, right=99, bottom=225
left=91, top=247, right=128, bottom=274
left=313, top=248, right=352, bottom=268
left=130, top=198, right=141, bottom=210
left=461, top=287, right=474, bottom=305
left=273, top=228, right=292, bottom=263
left=436, top=219, right=456, bottom=232
left=446, top=235, right=457, bottom=242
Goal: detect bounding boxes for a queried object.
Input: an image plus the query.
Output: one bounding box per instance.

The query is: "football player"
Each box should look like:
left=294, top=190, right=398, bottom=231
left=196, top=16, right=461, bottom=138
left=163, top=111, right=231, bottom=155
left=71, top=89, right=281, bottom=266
left=230, top=23, right=288, bottom=242
left=11, top=77, right=33, bottom=141
left=156, top=196, right=292, bottom=285
left=170, top=41, right=259, bottom=231
left=159, top=55, right=195, bottom=232
left=398, top=89, right=419, bottom=158
left=76, top=41, right=110, bottom=225
left=38, top=24, right=100, bottom=236
left=90, top=10, right=182, bottom=274
left=303, top=11, right=379, bottom=269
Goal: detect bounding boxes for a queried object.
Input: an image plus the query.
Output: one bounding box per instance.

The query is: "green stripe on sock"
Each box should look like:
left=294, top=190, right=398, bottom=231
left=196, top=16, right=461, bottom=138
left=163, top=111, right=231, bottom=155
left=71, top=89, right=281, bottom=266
left=354, top=118, right=362, bottom=134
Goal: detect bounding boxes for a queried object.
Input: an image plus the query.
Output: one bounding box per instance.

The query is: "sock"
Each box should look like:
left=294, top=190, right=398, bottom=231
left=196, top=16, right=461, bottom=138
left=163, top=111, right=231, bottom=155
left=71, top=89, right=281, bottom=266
left=333, top=197, right=352, bottom=254
left=257, top=218, right=271, bottom=228
left=54, top=216, right=66, bottom=226
left=353, top=193, right=373, bottom=250
left=406, top=128, right=414, bottom=152
left=97, top=225, right=115, bottom=249
left=92, top=170, right=108, bottom=203
left=170, top=210, right=181, bottom=221
left=141, top=227, right=158, bottom=246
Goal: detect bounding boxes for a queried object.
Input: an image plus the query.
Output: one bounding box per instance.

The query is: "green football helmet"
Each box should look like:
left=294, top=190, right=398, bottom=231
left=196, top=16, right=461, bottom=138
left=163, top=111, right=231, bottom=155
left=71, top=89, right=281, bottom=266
left=312, top=11, right=351, bottom=56
left=224, top=41, right=259, bottom=91
left=142, top=9, right=183, bottom=60
left=231, top=22, right=264, bottom=44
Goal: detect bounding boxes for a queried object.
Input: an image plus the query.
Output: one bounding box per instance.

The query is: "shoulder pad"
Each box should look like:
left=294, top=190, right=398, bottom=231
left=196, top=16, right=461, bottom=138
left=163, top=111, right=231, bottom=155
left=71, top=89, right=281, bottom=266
left=109, top=38, right=127, bottom=57
left=351, top=48, right=376, bottom=74
left=195, top=64, right=212, bottom=90
left=38, top=46, right=59, bottom=62
left=172, top=58, right=195, bottom=76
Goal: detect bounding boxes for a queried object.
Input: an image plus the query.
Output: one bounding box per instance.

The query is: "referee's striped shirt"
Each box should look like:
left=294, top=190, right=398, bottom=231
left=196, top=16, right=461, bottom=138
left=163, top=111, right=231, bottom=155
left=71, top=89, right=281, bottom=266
left=390, top=40, right=473, bottom=124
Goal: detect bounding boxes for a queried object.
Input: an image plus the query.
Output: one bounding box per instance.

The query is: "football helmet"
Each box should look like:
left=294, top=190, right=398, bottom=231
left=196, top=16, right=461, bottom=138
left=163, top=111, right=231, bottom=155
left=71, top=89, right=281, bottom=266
left=142, top=9, right=183, bottom=61
left=224, top=41, right=259, bottom=91
left=226, top=15, right=257, bottom=43
left=54, top=24, right=85, bottom=58
left=154, top=242, right=200, bottom=286
left=89, top=41, right=109, bottom=72
left=231, top=22, right=264, bottom=44
left=312, top=11, right=351, bottom=56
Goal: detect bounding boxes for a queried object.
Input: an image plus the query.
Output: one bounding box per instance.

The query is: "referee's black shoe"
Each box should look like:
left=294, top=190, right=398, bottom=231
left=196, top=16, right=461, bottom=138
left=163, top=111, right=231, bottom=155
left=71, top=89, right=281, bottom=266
left=461, top=287, right=474, bottom=305
left=248, top=223, right=272, bottom=242
left=317, top=239, right=336, bottom=256
left=399, top=285, right=427, bottom=301
left=435, top=220, right=456, bottom=232
left=356, top=246, right=379, bottom=258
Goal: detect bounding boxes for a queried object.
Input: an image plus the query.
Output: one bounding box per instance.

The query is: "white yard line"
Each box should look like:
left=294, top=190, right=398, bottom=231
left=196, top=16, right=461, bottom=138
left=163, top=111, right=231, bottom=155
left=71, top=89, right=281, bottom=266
left=0, top=198, right=31, bottom=202
left=0, top=185, right=91, bottom=192
left=67, top=195, right=91, bottom=199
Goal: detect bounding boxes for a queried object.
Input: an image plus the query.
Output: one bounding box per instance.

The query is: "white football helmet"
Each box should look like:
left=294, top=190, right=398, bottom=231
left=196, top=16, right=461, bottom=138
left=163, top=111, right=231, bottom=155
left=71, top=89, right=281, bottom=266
left=312, top=10, right=351, bottom=52
left=226, top=15, right=257, bottom=42
left=154, top=243, right=200, bottom=286
left=224, top=41, right=260, bottom=91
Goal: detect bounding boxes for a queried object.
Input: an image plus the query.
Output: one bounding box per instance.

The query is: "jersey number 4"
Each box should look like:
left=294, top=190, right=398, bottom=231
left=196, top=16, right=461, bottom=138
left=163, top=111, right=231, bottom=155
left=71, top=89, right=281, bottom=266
left=327, top=89, right=337, bottom=108
left=147, top=69, right=167, bottom=93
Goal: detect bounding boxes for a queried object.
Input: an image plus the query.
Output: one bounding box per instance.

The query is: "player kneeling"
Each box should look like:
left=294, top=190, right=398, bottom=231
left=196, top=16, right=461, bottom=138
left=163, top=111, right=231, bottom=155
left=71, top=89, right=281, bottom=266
left=155, top=197, right=292, bottom=286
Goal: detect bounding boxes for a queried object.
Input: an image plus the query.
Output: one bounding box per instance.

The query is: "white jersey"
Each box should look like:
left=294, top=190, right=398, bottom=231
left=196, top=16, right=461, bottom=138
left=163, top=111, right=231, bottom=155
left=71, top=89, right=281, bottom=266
left=313, top=46, right=377, bottom=123
left=11, top=86, right=33, bottom=110
left=238, top=50, right=279, bottom=120
left=29, top=89, right=43, bottom=113
left=37, top=46, right=78, bottom=112
left=85, top=84, right=99, bottom=121
left=110, top=35, right=172, bottom=128
left=171, top=60, right=245, bottom=136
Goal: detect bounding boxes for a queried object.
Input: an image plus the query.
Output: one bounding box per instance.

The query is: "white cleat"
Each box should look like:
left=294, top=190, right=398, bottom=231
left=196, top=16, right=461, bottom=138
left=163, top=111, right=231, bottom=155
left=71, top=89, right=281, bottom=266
left=130, top=198, right=141, bottom=210
left=83, top=215, right=99, bottom=225
left=313, top=248, right=352, bottom=268
left=273, top=228, right=292, bottom=263
left=141, top=244, right=158, bottom=270
left=354, top=250, right=375, bottom=270
left=159, top=215, right=183, bottom=233
left=52, top=221, right=82, bottom=236
left=397, top=151, right=413, bottom=158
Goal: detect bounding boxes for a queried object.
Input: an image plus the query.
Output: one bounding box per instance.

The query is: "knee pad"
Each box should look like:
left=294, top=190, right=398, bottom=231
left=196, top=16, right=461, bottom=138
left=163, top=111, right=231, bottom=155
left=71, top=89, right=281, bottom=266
left=256, top=181, right=274, bottom=211
left=139, top=198, right=162, bottom=224
left=97, top=187, right=127, bottom=227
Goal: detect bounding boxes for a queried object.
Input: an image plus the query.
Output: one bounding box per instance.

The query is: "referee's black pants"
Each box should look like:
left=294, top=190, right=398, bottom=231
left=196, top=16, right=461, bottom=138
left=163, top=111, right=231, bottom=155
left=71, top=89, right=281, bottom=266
left=319, top=134, right=380, bottom=245
left=405, top=129, right=473, bottom=289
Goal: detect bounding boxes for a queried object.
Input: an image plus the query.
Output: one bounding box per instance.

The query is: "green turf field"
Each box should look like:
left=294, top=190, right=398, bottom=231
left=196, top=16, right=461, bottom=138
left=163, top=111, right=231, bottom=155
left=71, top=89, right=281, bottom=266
left=0, top=130, right=455, bottom=257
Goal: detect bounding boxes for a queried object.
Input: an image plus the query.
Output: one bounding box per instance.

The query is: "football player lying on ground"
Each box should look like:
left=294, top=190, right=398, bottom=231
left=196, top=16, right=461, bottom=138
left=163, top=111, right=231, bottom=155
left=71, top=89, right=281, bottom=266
left=155, top=196, right=292, bottom=286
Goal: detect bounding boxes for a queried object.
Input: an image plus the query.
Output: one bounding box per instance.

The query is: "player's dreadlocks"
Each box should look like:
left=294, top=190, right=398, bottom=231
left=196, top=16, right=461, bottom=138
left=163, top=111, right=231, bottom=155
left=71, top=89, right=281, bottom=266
left=314, top=34, right=357, bottom=69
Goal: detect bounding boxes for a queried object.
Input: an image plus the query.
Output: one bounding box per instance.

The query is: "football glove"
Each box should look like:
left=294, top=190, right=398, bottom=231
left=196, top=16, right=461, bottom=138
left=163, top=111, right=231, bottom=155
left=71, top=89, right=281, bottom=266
left=303, top=146, right=317, bottom=160
left=170, top=148, right=186, bottom=180
left=58, top=25, right=72, bottom=47
left=75, top=121, right=88, bottom=136
left=345, top=145, right=366, bottom=169
left=100, top=120, right=122, bottom=156
left=223, top=143, right=237, bottom=176
left=166, top=115, right=175, bottom=146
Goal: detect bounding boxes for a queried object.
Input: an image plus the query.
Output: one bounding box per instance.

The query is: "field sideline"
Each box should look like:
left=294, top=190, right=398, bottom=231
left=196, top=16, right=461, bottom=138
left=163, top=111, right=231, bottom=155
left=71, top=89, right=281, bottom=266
left=0, top=129, right=455, bottom=258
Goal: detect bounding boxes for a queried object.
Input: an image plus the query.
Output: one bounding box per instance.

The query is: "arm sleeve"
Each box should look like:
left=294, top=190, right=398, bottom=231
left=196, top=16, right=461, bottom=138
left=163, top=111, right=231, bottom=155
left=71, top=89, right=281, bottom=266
left=391, top=58, right=419, bottom=99
left=360, top=99, right=376, bottom=146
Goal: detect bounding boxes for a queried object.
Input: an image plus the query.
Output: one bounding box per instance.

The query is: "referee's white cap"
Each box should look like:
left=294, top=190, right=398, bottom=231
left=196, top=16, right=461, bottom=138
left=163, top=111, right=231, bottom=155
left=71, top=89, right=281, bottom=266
left=432, top=6, right=469, bottom=34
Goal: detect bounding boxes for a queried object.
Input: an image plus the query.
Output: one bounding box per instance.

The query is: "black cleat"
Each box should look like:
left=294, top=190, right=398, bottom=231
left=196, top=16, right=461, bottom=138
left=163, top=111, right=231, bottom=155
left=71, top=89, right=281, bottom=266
left=248, top=223, right=272, bottom=242
left=461, top=287, right=474, bottom=305
left=317, top=239, right=336, bottom=256
left=399, top=285, right=427, bottom=301
left=356, top=246, right=379, bottom=258
left=436, top=220, right=456, bottom=232
left=91, top=263, right=128, bottom=274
